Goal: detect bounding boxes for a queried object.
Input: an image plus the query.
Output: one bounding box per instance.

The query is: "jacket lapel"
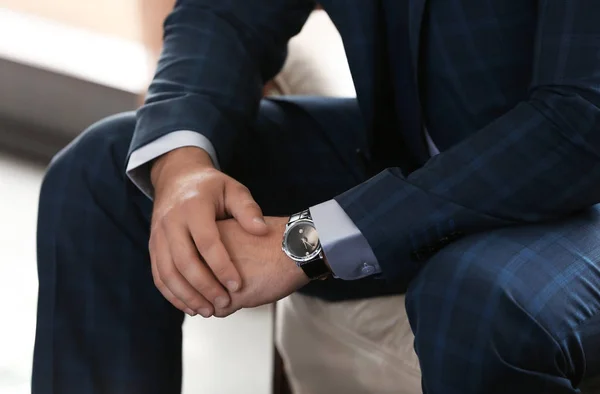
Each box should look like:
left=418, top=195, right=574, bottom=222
left=404, top=0, right=430, bottom=165
left=408, top=0, right=427, bottom=78
left=377, top=0, right=430, bottom=167
left=326, top=0, right=429, bottom=166
left=327, top=1, right=379, bottom=149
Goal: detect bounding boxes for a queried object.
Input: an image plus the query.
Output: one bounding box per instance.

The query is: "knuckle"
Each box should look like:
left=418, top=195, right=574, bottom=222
left=148, top=242, right=161, bottom=258
left=148, top=229, right=161, bottom=248
left=226, top=181, right=247, bottom=196
left=159, top=266, right=177, bottom=284
left=163, top=293, right=178, bottom=304
left=158, top=214, right=171, bottom=231
left=236, top=183, right=250, bottom=193
left=153, top=276, right=165, bottom=291
left=211, top=263, right=230, bottom=279
left=181, top=195, right=205, bottom=210
left=193, top=281, right=214, bottom=296
left=192, top=278, right=223, bottom=299
left=201, top=167, right=221, bottom=179
left=240, top=199, right=258, bottom=210
left=195, top=233, right=218, bottom=252
left=196, top=172, right=222, bottom=190
left=172, top=255, right=192, bottom=272
left=181, top=294, right=202, bottom=308
left=235, top=184, right=252, bottom=197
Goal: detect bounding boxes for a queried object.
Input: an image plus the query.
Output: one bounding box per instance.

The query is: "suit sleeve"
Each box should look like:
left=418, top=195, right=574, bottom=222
left=336, top=0, right=600, bottom=281
left=128, top=0, right=315, bottom=167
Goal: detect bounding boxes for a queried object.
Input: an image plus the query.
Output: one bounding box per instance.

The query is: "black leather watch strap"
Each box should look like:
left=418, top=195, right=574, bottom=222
left=299, top=253, right=331, bottom=280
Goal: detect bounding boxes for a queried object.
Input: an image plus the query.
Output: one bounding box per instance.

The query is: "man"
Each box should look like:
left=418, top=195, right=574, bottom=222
left=32, top=0, right=600, bottom=393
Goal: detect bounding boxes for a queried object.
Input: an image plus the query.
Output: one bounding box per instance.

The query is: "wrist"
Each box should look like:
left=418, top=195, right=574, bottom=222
left=150, top=146, right=215, bottom=187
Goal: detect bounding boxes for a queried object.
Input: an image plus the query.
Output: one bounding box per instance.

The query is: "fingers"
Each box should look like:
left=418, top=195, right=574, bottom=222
left=213, top=304, right=241, bottom=319
left=225, top=183, right=268, bottom=236
left=151, top=257, right=193, bottom=315
left=150, top=230, right=214, bottom=317
left=188, top=204, right=242, bottom=293
left=166, top=224, right=233, bottom=310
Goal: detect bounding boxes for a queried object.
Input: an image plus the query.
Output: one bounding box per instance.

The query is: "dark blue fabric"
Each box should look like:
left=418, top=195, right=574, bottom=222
left=35, top=98, right=600, bottom=393
left=133, top=0, right=600, bottom=284
left=407, top=212, right=600, bottom=393
left=34, top=0, right=600, bottom=392
left=33, top=98, right=406, bottom=394
left=382, top=0, right=429, bottom=165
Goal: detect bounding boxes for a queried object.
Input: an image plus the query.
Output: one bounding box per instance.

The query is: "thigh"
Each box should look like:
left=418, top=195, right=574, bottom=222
left=407, top=205, right=600, bottom=392
left=35, top=113, right=178, bottom=394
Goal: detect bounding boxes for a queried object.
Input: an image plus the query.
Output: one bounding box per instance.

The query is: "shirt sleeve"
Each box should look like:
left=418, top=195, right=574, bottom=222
left=310, top=200, right=382, bottom=280
left=126, top=130, right=220, bottom=199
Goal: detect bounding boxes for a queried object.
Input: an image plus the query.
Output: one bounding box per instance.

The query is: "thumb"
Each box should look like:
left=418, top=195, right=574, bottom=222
left=225, top=182, right=269, bottom=235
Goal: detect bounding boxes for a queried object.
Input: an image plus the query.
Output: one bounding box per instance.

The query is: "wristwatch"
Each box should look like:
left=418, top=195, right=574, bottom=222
left=282, top=210, right=331, bottom=280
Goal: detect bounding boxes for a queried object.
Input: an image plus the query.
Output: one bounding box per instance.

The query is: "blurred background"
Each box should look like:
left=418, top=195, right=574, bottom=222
left=0, top=1, right=143, bottom=157
left=0, top=1, right=353, bottom=393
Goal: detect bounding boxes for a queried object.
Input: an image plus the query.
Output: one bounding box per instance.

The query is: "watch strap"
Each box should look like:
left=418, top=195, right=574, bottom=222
left=299, top=252, right=330, bottom=280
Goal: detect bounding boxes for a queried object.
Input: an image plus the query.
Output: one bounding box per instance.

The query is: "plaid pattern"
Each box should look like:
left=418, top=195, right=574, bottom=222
left=407, top=208, right=600, bottom=392
left=36, top=0, right=600, bottom=392
left=134, top=0, right=600, bottom=281
left=336, top=0, right=600, bottom=282
left=33, top=98, right=406, bottom=393
left=35, top=108, right=600, bottom=393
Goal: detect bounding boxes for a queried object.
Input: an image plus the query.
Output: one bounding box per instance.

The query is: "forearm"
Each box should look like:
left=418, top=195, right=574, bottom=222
left=130, top=0, right=315, bottom=168
left=336, top=0, right=600, bottom=282
left=338, top=88, right=600, bottom=282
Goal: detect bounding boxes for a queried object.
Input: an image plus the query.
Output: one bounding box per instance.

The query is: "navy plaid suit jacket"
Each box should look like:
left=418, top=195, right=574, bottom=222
left=130, top=0, right=600, bottom=282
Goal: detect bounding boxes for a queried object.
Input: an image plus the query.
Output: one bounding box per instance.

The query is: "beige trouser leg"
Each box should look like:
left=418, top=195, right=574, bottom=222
left=275, top=293, right=422, bottom=394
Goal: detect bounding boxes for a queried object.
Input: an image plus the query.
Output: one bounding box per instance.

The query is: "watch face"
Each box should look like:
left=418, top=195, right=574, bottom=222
left=285, top=221, right=321, bottom=260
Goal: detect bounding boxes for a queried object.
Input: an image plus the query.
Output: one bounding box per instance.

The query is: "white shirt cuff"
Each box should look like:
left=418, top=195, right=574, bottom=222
left=310, top=200, right=382, bottom=280
left=126, top=130, right=220, bottom=199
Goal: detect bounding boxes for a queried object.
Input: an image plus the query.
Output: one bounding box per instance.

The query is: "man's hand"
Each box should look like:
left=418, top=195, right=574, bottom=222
left=150, top=147, right=268, bottom=317
left=212, top=217, right=311, bottom=318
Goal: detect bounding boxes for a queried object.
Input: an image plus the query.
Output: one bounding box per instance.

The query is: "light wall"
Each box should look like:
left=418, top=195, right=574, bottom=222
left=0, top=0, right=142, bottom=42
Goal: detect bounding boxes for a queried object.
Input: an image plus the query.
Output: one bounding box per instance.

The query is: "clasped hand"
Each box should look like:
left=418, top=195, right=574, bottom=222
left=149, top=147, right=309, bottom=318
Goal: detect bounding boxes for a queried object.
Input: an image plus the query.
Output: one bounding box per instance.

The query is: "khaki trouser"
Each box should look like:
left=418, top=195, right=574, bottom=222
left=276, top=293, right=422, bottom=394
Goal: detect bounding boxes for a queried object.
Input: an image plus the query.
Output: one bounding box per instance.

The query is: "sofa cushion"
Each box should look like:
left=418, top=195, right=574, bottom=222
left=267, top=10, right=356, bottom=98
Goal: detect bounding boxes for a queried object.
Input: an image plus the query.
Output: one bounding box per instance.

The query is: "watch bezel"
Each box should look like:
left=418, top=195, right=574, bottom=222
left=282, top=219, right=323, bottom=263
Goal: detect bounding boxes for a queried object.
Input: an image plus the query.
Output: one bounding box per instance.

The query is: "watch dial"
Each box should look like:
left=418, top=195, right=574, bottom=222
left=287, top=223, right=320, bottom=259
